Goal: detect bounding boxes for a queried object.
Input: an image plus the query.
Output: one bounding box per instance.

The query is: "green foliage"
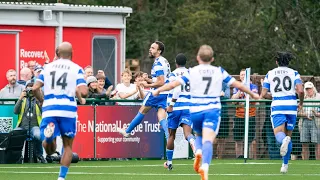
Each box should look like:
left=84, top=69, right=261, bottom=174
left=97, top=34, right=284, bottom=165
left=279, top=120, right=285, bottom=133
left=24, top=0, right=320, bottom=75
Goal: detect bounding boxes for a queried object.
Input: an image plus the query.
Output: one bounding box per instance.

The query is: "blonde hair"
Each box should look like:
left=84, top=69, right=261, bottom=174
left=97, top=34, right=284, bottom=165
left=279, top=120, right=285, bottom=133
left=121, top=68, right=132, bottom=76
left=197, top=45, right=214, bottom=62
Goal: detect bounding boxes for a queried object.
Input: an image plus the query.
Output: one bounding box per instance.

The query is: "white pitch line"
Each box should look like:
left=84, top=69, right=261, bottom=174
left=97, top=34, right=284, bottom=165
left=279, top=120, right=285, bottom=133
left=0, top=171, right=320, bottom=176
left=0, top=162, right=319, bottom=169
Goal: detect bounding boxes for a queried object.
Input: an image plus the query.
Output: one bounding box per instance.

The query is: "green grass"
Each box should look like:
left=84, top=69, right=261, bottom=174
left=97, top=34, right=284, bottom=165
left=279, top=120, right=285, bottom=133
left=0, top=159, right=319, bottom=180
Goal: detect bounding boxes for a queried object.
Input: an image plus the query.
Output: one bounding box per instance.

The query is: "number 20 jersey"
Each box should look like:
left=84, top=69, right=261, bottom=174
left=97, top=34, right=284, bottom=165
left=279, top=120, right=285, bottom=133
left=263, top=67, right=302, bottom=116
left=177, top=64, right=235, bottom=113
left=37, top=59, right=86, bottom=119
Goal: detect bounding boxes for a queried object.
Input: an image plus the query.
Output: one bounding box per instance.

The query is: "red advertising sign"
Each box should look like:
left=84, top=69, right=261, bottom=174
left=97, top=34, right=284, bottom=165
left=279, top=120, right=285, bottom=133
left=73, top=106, right=95, bottom=158
left=95, top=106, right=164, bottom=158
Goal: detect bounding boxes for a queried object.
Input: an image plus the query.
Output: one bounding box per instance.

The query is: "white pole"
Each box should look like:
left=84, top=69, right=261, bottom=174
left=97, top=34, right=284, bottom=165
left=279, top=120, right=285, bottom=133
left=244, top=68, right=251, bottom=163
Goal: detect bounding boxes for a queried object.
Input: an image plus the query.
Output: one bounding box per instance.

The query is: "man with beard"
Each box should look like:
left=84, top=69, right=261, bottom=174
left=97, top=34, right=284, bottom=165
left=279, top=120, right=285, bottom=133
left=117, top=41, right=170, bottom=141
left=0, top=69, right=24, bottom=104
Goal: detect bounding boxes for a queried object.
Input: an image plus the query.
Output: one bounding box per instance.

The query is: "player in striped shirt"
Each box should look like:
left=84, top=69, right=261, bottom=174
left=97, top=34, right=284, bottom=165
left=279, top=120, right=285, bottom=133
left=163, top=53, right=195, bottom=171
left=153, top=45, right=259, bottom=180
left=117, top=41, right=170, bottom=140
left=260, top=51, right=304, bottom=174
left=31, top=42, right=88, bottom=180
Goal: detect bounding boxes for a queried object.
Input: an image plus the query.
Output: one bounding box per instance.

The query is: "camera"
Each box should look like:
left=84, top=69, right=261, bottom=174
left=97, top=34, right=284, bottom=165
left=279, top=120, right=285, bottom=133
left=24, top=87, right=33, bottom=98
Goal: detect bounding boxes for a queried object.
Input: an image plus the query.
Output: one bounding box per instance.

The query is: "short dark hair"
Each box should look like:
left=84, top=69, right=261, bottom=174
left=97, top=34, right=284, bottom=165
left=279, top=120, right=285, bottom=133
left=155, top=41, right=165, bottom=55
left=276, top=51, right=294, bottom=66
left=175, top=53, right=187, bottom=66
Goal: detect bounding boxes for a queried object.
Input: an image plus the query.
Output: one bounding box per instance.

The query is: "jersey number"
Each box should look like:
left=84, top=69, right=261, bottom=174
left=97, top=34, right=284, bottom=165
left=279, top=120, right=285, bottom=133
left=273, top=76, right=292, bottom=92
left=50, top=71, right=68, bottom=90
left=181, top=82, right=190, bottom=92
left=203, top=77, right=212, bottom=94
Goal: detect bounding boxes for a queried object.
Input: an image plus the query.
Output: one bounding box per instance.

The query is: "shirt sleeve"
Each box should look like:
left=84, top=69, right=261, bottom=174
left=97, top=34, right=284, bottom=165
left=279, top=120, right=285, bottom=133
left=176, top=71, right=190, bottom=86
left=263, top=73, right=270, bottom=91
left=168, top=73, right=176, bottom=82
left=76, top=68, right=86, bottom=87
left=294, top=71, right=302, bottom=86
left=36, top=71, right=44, bottom=83
left=220, top=67, right=235, bottom=86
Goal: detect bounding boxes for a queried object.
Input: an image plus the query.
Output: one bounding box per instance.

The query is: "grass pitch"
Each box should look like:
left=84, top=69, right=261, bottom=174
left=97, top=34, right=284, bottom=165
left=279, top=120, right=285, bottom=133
left=0, top=159, right=319, bottom=180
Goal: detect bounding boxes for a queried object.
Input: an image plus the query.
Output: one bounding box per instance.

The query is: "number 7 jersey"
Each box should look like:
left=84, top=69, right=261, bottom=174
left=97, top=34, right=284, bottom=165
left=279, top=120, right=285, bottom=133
left=37, top=59, right=87, bottom=118
left=263, top=66, right=302, bottom=115
left=177, top=64, right=235, bottom=113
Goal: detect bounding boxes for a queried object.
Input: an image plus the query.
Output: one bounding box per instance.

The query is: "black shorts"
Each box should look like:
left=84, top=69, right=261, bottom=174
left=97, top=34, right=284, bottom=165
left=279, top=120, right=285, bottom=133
left=233, top=116, right=256, bottom=142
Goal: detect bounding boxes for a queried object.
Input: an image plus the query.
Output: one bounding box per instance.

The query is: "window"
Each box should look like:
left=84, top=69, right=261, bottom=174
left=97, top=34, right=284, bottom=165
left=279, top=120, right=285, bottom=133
left=92, top=37, right=116, bottom=86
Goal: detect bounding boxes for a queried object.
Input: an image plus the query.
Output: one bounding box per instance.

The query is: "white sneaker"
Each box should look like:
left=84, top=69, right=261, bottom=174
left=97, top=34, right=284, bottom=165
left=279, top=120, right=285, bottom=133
left=280, top=136, right=291, bottom=156
left=57, top=177, right=65, bottom=180
left=280, top=164, right=288, bottom=174
left=116, top=127, right=130, bottom=138
left=44, top=122, right=55, bottom=138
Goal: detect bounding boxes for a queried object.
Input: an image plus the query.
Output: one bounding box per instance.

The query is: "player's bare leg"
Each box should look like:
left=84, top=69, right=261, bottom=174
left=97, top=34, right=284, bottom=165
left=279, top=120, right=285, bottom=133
left=57, top=136, right=74, bottom=180
left=117, top=105, right=152, bottom=137
left=157, top=108, right=169, bottom=140
left=182, top=124, right=196, bottom=154
left=164, top=128, right=176, bottom=170
left=274, top=123, right=292, bottom=174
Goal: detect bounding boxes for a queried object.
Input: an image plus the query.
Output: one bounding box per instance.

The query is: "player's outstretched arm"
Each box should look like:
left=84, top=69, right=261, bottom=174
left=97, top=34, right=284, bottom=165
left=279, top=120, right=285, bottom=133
left=153, top=80, right=181, bottom=96
left=296, top=83, right=304, bottom=109
left=231, top=81, right=259, bottom=100
left=259, top=88, right=272, bottom=99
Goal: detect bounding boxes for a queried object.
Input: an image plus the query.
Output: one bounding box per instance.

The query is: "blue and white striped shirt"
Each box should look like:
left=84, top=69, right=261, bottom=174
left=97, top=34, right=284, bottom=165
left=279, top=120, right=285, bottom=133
left=150, top=56, right=171, bottom=94
left=37, top=59, right=86, bottom=118
left=263, top=66, right=302, bottom=115
left=167, top=67, right=190, bottom=111
left=177, top=64, right=235, bottom=113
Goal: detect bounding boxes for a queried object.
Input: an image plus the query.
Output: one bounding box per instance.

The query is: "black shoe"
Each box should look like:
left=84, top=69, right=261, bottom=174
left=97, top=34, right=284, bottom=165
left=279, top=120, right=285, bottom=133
left=38, top=156, right=47, bottom=164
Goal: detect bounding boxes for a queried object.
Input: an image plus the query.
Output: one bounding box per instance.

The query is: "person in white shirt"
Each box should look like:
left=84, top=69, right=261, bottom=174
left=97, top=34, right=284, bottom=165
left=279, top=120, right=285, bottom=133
left=115, top=69, right=144, bottom=105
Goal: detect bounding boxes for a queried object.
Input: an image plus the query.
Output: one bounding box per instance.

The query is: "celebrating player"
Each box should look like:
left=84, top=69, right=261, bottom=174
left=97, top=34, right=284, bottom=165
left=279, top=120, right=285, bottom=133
left=117, top=41, right=170, bottom=140
left=163, top=53, right=196, bottom=171
left=153, top=45, right=259, bottom=180
left=260, top=51, right=304, bottom=174
left=32, top=42, right=88, bottom=180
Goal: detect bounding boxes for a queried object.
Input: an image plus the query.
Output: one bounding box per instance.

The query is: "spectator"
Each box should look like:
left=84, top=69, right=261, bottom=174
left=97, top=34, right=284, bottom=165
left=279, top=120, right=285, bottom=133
left=86, top=76, right=110, bottom=99
left=0, top=69, right=24, bottom=104
left=13, top=81, right=46, bottom=163
left=231, top=69, right=258, bottom=159
left=298, top=81, right=320, bottom=160
left=97, top=70, right=113, bottom=89
left=215, top=82, right=231, bottom=159
left=114, top=69, right=142, bottom=106
left=27, top=60, right=36, bottom=77
left=17, top=67, right=32, bottom=86
left=133, top=71, right=148, bottom=99
left=84, top=66, right=93, bottom=80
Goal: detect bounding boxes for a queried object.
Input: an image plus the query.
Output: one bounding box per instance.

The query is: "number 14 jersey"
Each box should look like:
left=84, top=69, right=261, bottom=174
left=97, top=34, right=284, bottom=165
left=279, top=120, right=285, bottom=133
left=177, top=64, right=235, bottom=113
left=37, top=59, right=86, bottom=118
left=263, top=66, right=302, bottom=115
